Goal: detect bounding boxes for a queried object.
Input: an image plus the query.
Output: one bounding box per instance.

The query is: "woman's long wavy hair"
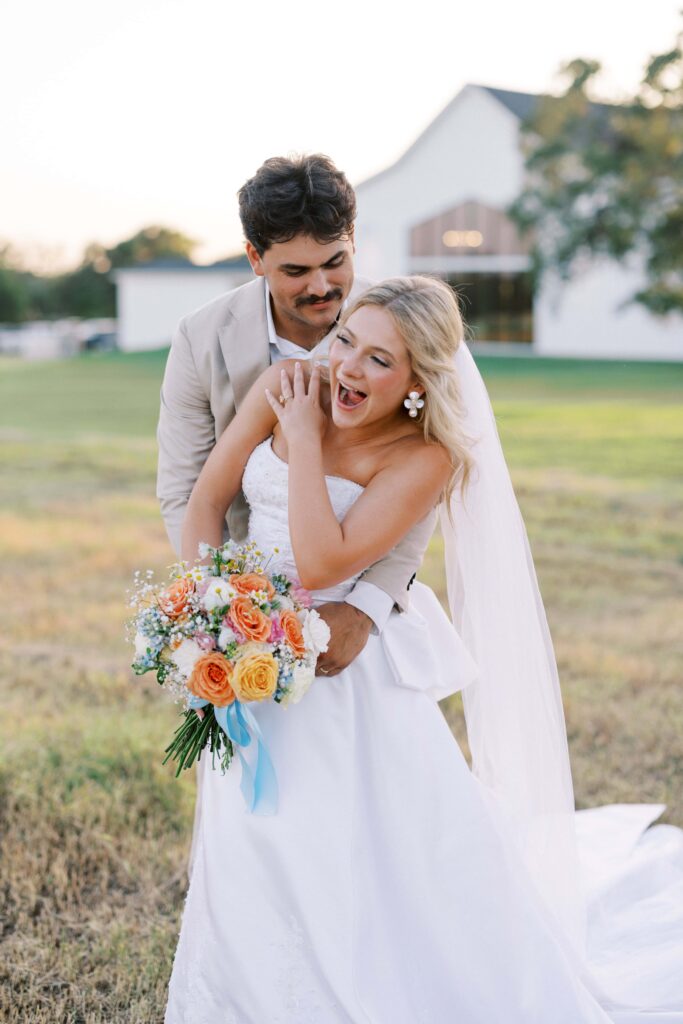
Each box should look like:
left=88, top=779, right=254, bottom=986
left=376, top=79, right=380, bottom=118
left=336, top=275, right=472, bottom=505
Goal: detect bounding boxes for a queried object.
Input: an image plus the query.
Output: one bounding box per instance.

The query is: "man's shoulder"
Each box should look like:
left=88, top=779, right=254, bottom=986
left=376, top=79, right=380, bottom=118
left=179, top=276, right=265, bottom=338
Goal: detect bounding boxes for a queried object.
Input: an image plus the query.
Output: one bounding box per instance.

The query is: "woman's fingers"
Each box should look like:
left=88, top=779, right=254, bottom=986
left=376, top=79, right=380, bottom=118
left=280, top=367, right=294, bottom=402
left=292, top=361, right=305, bottom=399
left=269, top=362, right=319, bottom=421
left=264, top=388, right=283, bottom=421
left=308, top=361, right=321, bottom=403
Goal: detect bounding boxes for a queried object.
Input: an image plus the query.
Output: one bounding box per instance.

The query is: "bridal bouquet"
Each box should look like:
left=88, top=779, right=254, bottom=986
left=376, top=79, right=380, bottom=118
left=128, top=541, right=330, bottom=813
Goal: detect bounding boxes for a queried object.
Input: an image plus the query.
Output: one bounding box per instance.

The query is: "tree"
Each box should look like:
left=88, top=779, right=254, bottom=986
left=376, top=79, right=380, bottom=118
left=107, top=225, right=196, bottom=268
left=51, top=226, right=197, bottom=318
left=0, top=246, right=30, bottom=323
left=0, top=267, right=28, bottom=323
left=508, top=17, right=683, bottom=315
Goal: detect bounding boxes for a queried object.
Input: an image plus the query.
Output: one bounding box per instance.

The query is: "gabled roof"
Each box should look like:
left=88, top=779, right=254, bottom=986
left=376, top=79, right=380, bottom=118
left=356, top=83, right=618, bottom=191
left=479, top=83, right=617, bottom=122
left=112, top=253, right=250, bottom=275
left=478, top=85, right=540, bottom=121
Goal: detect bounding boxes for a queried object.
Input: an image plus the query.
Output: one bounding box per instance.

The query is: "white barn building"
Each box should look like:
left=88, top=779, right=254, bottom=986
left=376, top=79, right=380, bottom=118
left=354, top=84, right=683, bottom=361
left=114, top=256, right=252, bottom=352
left=113, top=86, right=682, bottom=359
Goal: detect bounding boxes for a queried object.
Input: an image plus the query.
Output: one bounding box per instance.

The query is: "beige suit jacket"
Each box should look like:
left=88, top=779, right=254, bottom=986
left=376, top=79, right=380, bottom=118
left=156, top=276, right=435, bottom=613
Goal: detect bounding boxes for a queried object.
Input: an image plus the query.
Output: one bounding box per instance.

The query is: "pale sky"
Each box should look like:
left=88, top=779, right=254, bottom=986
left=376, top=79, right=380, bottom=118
left=2, top=0, right=681, bottom=272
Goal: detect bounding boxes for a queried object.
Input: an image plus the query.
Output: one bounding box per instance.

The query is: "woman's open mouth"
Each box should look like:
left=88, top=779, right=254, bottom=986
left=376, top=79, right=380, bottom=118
left=336, top=380, right=367, bottom=410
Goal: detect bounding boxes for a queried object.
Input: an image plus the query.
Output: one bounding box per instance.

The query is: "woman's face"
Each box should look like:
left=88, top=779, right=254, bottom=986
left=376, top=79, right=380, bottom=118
left=327, top=305, right=422, bottom=430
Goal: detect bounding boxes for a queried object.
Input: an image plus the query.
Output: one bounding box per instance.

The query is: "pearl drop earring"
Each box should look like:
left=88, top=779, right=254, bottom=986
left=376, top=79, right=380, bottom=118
left=404, top=391, right=425, bottom=418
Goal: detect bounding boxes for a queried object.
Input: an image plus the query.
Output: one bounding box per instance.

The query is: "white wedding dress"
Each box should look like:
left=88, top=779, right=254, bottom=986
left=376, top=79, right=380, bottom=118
left=165, top=437, right=683, bottom=1024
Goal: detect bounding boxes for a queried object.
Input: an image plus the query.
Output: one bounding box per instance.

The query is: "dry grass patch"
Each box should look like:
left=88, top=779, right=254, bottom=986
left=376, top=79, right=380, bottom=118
left=1, top=354, right=682, bottom=1018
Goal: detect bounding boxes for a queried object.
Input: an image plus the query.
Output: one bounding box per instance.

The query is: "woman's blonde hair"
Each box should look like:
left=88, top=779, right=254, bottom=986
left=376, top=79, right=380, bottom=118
left=338, top=275, right=472, bottom=503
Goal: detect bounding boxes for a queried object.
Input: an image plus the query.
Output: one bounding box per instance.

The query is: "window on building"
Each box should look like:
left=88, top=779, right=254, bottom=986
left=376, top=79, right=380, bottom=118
left=445, top=272, right=533, bottom=344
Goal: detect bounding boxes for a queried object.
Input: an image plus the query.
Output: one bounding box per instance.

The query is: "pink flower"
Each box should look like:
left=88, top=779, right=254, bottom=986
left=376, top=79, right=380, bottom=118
left=196, top=578, right=213, bottom=598
left=222, top=614, right=246, bottom=644
left=195, top=631, right=216, bottom=651
left=269, top=615, right=285, bottom=643
left=291, top=582, right=313, bottom=609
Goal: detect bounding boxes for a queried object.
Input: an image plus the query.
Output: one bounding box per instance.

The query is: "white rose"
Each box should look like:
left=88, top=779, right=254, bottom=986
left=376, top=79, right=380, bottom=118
left=278, top=594, right=295, bottom=612
left=134, top=631, right=151, bottom=658
left=171, top=638, right=203, bottom=676
left=300, top=609, right=331, bottom=656
left=282, top=661, right=316, bottom=707
left=201, top=578, right=237, bottom=612
left=217, top=625, right=239, bottom=651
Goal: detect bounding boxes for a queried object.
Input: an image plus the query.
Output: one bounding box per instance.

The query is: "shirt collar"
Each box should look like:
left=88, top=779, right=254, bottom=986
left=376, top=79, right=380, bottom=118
left=265, top=281, right=346, bottom=358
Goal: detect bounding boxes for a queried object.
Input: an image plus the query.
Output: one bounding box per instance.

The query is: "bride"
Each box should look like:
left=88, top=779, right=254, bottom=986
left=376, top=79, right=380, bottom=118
left=164, top=276, right=682, bottom=1023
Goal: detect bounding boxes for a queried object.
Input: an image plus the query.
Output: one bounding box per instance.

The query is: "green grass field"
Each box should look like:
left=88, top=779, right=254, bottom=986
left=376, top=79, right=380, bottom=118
left=1, top=349, right=682, bottom=1022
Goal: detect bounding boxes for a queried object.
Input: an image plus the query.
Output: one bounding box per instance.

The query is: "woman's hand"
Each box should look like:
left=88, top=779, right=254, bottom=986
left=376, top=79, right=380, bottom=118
left=265, top=362, right=326, bottom=446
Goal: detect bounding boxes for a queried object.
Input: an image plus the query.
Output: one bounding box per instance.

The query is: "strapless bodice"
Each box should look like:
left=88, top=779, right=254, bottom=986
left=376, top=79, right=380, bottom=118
left=242, top=437, right=365, bottom=604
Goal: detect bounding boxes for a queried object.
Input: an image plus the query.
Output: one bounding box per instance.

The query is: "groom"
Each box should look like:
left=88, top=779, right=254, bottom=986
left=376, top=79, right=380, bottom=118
left=157, top=153, right=434, bottom=675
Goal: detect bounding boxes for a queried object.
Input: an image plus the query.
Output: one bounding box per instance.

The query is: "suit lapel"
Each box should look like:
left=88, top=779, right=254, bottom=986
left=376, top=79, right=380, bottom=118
left=218, top=278, right=270, bottom=410
left=218, top=273, right=373, bottom=410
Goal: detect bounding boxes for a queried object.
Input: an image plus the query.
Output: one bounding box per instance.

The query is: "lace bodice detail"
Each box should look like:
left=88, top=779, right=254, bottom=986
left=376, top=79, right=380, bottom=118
left=242, top=437, right=365, bottom=604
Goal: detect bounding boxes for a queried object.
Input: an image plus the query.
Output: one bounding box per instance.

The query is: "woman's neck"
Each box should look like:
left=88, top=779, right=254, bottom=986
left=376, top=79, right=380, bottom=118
left=322, top=415, right=420, bottom=455
left=319, top=382, right=419, bottom=454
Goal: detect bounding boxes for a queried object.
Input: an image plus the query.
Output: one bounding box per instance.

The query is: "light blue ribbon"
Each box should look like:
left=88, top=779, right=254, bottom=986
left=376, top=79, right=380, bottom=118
left=188, top=694, right=278, bottom=815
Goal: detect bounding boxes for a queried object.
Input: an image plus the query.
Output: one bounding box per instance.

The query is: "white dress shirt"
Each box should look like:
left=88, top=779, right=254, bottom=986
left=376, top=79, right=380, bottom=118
left=264, top=284, right=394, bottom=635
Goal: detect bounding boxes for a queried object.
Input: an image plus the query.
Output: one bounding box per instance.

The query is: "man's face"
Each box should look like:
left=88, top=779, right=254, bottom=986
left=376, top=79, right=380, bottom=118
left=246, top=232, right=355, bottom=343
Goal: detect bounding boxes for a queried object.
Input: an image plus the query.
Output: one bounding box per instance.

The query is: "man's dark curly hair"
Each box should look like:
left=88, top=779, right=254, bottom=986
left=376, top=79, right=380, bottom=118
left=238, top=154, right=356, bottom=256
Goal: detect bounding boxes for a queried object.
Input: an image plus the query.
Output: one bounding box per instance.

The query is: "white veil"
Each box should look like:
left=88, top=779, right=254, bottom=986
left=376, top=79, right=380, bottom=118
left=440, top=342, right=587, bottom=959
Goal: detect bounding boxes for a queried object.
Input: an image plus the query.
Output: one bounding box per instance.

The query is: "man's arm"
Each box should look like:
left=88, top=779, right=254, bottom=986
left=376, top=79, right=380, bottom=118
left=316, top=517, right=435, bottom=675
left=350, top=509, right=437, bottom=617
left=344, top=583, right=394, bottom=635
left=156, top=319, right=217, bottom=559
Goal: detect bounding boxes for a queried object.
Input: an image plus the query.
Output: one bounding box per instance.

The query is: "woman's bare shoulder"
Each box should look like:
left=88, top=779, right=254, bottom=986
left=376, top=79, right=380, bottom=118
left=254, top=361, right=291, bottom=388
left=382, top=434, right=452, bottom=483
left=254, top=358, right=318, bottom=389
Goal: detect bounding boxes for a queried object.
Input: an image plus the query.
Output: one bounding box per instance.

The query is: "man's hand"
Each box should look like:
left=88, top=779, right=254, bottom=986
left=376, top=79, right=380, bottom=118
left=315, top=602, right=373, bottom=676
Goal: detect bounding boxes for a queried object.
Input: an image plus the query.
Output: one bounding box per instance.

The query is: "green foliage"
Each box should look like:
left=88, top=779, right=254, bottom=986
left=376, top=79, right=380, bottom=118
left=52, top=260, right=116, bottom=318
left=0, top=226, right=198, bottom=323
left=49, top=225, right=198, bottom=319
left=509, top=18, right=683, bottom=315
left=0, top=246, right=70, bottom=322
left=107, top=226, right=196, bottom=268
left=0, top=245, right=32, bottom=323
left=0, top=266, right=28, bottom=322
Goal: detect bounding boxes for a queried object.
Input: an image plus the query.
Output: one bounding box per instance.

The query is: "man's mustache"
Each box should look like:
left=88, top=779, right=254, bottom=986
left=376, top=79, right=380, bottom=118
left=295, top=289, right=343, bottom=308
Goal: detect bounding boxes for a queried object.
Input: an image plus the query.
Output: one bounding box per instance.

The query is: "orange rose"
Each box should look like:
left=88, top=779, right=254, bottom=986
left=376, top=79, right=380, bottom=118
left=229, top=573, right=276, bottom=600
left=188, top=652, right=235, bottom=707
left=232, top=652, right=278, bottom=702
left=157, top=576, right=194, bottom=619
left=280, top=610, right=306, bottom=658
left=229, top=595, right=272, bottom=642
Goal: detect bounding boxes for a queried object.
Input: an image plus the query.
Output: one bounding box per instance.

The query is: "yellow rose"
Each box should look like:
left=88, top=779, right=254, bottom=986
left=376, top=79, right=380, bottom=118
left=232, top=651, right=278, bottom=702
left=238, top=641, right=272, bottom=658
